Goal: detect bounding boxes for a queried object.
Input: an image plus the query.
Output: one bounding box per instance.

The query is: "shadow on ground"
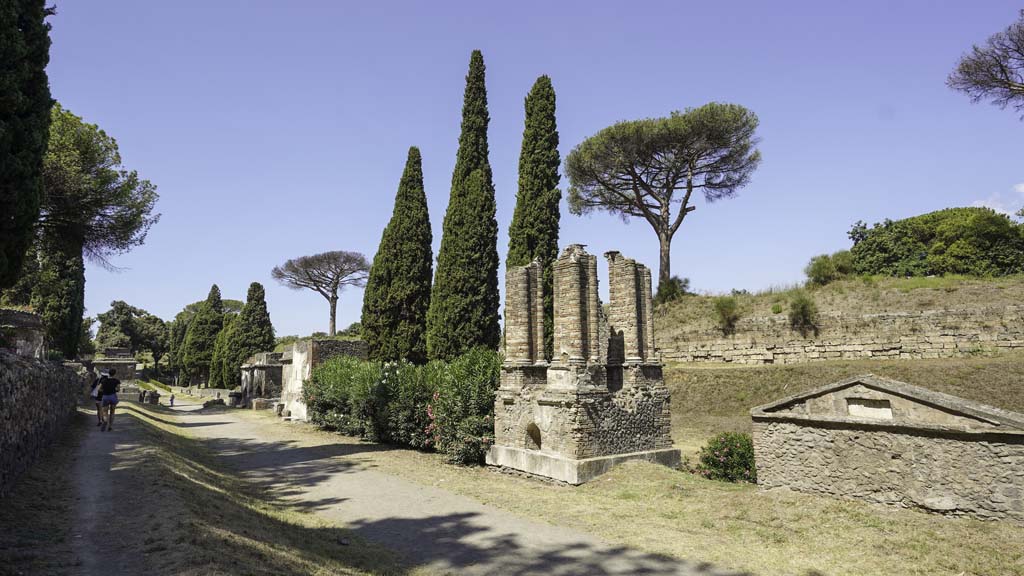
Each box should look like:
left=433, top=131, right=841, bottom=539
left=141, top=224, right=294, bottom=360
left=121, top=402, right=831, bottom=576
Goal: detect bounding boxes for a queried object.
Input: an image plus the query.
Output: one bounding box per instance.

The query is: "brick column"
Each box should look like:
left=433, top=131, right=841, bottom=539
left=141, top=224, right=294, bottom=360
left=641, top=265, right=655, bottom=362
left=554, top=245, right=587, bottom=364
left=586, top=253, right=601, bottom=363
left=530, top=260, right=545, bottom=364
left=606, top=251, right=643, bottom=364
left=504, top=265, right=532, bottom=364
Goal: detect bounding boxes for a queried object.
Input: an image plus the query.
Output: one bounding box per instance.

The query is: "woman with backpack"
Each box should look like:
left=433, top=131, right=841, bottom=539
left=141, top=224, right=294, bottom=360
left=98, top=368, right=121, bottom=432
left=88, top=369, right=105, bottom=427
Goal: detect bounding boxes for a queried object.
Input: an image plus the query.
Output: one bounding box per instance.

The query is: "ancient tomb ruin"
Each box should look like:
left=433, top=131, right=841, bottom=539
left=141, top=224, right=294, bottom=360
left=752, top=374, right=1024, bottom=522
left=487, top=245, right=680, bottom=484
left=240, top=352, right=284, bottom=405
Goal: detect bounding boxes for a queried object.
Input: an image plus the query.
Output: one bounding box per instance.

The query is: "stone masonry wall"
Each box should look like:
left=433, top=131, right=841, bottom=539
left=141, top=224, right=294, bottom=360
left=753, top=419, right=1024, bottom=523
left=0, top=351, right=83, bottom=497
left=660, top=306, right=1024, bottom=364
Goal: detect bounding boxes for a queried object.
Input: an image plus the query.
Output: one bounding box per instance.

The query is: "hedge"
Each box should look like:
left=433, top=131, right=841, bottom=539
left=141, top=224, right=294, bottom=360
left=302, top=348, right=500, bottom=464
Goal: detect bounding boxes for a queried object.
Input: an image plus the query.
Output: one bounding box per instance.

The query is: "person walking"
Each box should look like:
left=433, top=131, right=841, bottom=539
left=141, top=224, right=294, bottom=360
left=169, top=393, right=175, bottom=407
left=87, top=367, right=103, bottom=426
left=99, top=368, right=121, bottom=431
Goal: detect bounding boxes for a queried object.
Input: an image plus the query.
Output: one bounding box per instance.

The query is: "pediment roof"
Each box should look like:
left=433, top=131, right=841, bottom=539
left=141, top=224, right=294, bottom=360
left=751, top=373, right=1024, bottom=431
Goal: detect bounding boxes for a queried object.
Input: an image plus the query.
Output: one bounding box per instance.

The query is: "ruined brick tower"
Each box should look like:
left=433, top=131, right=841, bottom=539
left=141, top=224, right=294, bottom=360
left=487, top=245, right=680, bottom=484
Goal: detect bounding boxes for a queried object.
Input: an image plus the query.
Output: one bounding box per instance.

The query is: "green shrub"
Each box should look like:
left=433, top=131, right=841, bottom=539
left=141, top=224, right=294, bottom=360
left=849, top=207, right=1024, bottom=277
left=304, top=356, right=382, bottom=437
left=695, top=432, right=756, bottom=483
left=654, top=276, right=690, bottom=305
left=788, top=291, right=819, bottom=337
left=712, top=296, right=741, bottom=336
left=429, top=347, right=501, bottom=464
left=770, top=303, right=783, bottom=315
left=805, top=250, right=857, bottom=286
left=831, top=249, right=855, bottom=276
left=387, top=360, right=437, bottom=449
left=804, top=254, right=838, bottom=286
left=304, top=348, right=501, bottom=464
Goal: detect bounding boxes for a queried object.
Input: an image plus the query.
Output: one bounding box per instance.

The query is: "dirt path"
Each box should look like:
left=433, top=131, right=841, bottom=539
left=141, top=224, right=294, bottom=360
left=168, top=400, right=738, bottom=576
left=69, top=406, right=150, bottom=576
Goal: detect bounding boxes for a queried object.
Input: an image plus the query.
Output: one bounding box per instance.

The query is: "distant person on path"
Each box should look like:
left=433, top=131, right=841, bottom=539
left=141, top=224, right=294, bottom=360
left=99, top=368, right=121, bottom=432
left=87, top=367, right=103, bottom=426
left=169, top=393, right=175, bottom=407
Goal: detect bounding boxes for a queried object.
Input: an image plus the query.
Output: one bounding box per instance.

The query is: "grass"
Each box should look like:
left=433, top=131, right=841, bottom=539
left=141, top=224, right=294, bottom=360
left=0, top=403, right=410, bottom=576
left=665, top=351, right=1024, bottom=455
left=119, top=402, right=409, bottom=575
left=257, top=350, right=1024, bottom=575
left=239, top=382, right=1024, bottom=576
left=0, top=415, right=81, bottom=575
left=655, top=273, right=1024, bottom=344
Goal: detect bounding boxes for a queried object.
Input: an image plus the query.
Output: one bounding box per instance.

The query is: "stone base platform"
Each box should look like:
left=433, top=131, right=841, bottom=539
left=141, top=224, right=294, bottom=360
left=486, top=446, right=681, bottom=485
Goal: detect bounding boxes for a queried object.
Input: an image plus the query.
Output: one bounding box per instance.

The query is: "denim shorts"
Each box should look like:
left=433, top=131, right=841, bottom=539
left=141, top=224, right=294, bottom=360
left=101, top=394, right=119, bottom=406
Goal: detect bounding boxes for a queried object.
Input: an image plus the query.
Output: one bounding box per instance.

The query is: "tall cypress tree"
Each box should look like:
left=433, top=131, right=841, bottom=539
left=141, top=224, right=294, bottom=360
left=506, top=75, right=561, bottom=359
left=223, top=282, right=276, bottom=388
left=209, top=314, right=234, bottom=389
left=426, top=50, right=501, bottom=361
left=362, top=147, right=433, bottom=364
left=0, top=1, right=53, bottom=288
left=183, top=285, right=224, bottom=386
left=31, top=235, right=84, bottom=358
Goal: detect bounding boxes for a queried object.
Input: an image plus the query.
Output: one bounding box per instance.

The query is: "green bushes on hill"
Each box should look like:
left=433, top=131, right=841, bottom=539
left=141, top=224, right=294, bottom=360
left=849, top=207, right=1024, bottom=277
left=302, top=348, right=500, bottom=464
left=804, top=250, right=854, bottom=286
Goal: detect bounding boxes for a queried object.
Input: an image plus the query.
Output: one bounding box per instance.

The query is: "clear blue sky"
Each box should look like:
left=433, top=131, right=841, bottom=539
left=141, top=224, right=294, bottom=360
left=48, top=1, right=1022, bottom=337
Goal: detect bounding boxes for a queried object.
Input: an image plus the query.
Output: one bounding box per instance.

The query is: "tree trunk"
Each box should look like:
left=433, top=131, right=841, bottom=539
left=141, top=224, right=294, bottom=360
left=658, top=233, right=672, bottom=288
left=328, top=297, right=338, bottom=336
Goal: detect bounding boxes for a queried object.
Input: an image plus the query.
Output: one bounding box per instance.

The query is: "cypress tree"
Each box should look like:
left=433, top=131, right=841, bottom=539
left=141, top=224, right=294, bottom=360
left=30, top=236, right=84, bottom=358
left=183, top=285, right=224, bottom=386
left=209, top=311, right=237, bottom=387
left=223, top=282, right=276, bottom=388
left=506, top=75, right=561, bottom=359
left=426, top=50, right=500, bottom=360
left=0, top=1, right=53, bottom=288
left=362, top=147, right=433, bottom=364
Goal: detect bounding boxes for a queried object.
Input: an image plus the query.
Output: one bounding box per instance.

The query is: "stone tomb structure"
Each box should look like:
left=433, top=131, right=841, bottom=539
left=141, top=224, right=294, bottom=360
left=91, top=347, right=138, bottom=382
left=752, top=374, right=1024, bottom=522
left=277, top=338, right=368, bottom=420
left=487, top=245, right=680, bottom=484
left=0, top=309, right=46, bottom=359
left=240, top=351, right=284, bottom=405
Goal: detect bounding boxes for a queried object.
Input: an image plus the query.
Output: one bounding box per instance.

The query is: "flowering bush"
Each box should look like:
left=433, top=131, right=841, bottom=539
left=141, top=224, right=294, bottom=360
left=303, top=348, right=501, bottom=464
left=303, top=356, right=379, bottom=436
left=427, top=348, right=501, bottom=464
left=694, top=432, right=757, bottom=483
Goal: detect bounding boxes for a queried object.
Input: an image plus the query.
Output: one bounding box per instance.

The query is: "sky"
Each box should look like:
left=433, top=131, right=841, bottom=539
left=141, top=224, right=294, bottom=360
left=47, top=1, right=1023, bottom=337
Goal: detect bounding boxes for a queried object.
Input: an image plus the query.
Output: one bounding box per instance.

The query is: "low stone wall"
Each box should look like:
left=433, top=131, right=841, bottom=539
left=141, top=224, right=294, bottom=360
left=753, top=419, right=1024, bottom=522
left=0, top=351, right=83, bottom=496
left=659, top=306, right=1024, bottom=364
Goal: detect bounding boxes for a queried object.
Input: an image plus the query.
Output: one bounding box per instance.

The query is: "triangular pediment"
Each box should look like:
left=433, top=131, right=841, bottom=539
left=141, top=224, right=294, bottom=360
left=751, top=374, right=1024, bottom=431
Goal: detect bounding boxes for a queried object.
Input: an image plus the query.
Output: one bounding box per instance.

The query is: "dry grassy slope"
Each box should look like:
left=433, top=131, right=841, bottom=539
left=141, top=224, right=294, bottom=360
left=665, top=352, right=1024, bottom=454
left=654, top=274, right=1024, bottom=341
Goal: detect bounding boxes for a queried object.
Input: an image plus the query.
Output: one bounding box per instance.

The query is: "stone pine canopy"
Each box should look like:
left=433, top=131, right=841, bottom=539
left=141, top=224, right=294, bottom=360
left=752, top=374, right=1024, bottom=523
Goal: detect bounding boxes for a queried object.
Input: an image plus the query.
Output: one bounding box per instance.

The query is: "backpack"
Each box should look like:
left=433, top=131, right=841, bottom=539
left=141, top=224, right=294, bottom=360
left=91, top=376, right=106, bottom=399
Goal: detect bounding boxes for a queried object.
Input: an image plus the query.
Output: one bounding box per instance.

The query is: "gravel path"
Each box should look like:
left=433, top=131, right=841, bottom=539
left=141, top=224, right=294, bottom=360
left=70, top=407, right=147, bottom=576
left=169, top=400, right=741, bottom=576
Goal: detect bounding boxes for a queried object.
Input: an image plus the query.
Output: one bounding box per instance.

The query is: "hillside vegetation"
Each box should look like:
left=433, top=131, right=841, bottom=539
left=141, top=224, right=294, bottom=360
left=654, top=273, right=1024, bottom=342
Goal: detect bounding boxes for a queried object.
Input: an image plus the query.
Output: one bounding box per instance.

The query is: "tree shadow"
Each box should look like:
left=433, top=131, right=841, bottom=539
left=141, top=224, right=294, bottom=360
left=349, top=511, right=754, bottom=575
